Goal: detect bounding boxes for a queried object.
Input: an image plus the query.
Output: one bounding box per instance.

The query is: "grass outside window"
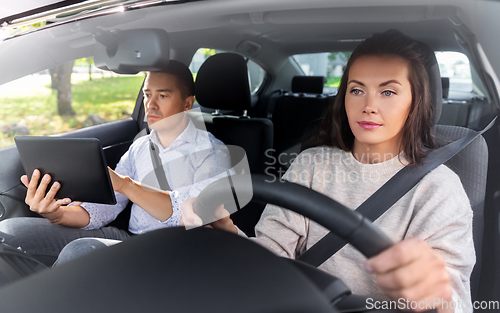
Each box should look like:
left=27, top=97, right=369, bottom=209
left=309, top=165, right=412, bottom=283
left=0, top=73, right=144, bottom=148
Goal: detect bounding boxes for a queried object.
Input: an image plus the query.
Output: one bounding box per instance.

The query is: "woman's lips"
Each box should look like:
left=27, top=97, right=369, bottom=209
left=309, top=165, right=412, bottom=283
left=358, top=121, right=382, bottom=130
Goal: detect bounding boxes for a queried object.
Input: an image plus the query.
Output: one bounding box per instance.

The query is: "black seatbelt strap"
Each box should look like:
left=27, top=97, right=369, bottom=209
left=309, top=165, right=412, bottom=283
left=149, top=139, right=170, bottom=191
left=298, top=117, right=497, bottom=267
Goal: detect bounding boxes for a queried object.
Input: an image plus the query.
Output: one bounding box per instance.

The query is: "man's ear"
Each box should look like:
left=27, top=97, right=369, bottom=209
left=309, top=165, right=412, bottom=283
left=184, top=95, right=195, bottom=111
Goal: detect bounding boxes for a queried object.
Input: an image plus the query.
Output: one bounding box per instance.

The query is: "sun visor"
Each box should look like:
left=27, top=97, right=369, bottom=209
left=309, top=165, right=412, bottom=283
left=93, top=28, right=170, bottom=74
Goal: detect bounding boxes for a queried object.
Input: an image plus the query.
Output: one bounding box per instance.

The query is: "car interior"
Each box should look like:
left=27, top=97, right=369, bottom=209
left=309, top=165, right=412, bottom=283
left=0, top=0, right=499, bottom=312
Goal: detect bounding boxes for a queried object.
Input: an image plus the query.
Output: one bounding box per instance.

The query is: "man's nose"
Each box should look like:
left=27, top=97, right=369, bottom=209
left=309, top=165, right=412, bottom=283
left=145, top=97, right=158, bottom=109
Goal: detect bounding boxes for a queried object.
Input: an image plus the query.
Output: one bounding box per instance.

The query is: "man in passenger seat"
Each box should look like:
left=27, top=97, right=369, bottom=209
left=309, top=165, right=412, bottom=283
left=0, top=60, right=231, bottom=266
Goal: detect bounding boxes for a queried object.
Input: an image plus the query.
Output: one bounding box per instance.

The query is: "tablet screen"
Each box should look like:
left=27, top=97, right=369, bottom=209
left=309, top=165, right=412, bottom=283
left=15, top=136, right=117, bottom=205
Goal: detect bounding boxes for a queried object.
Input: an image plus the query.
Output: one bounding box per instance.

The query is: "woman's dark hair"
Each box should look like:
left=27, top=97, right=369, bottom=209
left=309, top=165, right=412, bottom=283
left=147, top=60, right=195, bottom=99
left=312, top=29, right=435, bottom=166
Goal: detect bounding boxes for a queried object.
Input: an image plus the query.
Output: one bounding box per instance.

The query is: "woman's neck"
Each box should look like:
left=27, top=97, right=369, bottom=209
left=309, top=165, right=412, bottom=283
left=351, top=141, right=401, bottom=164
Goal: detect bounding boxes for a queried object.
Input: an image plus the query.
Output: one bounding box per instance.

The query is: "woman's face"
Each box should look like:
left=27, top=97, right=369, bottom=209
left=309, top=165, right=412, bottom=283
left=345, top=55, right=412, bottom=159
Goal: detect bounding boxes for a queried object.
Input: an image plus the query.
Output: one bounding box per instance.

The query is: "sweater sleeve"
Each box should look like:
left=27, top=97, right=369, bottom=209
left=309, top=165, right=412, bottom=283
left=404, top=165, right=475, bottom=312
left=252, top=149, right=317, bottom=259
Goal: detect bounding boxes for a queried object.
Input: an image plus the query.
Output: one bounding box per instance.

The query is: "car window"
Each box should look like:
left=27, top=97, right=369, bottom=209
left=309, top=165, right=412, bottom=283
left=293, top=52, right=351, bottom=94
left=189, top=48, right=266, bottom=94
left=0, top=57, right=143, bottom=148
left=294, top=51, right=475, bottom=98
left=435, top=51, right=472, bottom=94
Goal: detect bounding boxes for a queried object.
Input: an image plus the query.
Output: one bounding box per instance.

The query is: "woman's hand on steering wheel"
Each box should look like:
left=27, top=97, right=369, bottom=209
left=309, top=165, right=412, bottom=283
left=365, top=237, right=453, bottom=312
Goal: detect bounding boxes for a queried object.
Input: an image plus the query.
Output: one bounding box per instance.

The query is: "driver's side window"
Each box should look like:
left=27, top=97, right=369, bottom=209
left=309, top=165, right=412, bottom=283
left=0, top=57, right=143, bottom=148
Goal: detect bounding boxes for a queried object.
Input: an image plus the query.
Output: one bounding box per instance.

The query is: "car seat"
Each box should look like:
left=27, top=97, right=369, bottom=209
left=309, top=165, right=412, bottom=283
left=420, top=42, right=488, bottom=302
left=195, top=53, right=273, bottom=175
left=194, top=53, right=274, bottom=236
left=270, top=76, right=333, bottom=174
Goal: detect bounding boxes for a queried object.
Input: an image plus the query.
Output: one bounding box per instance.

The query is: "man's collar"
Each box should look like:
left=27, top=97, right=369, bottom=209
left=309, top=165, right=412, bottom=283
left=174, top=119, right=197, bottom=144
left=149, top=119, right=197, bottom=150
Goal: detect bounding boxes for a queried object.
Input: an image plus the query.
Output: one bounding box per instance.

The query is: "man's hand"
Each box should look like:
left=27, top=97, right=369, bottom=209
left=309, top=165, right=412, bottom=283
left=365, top=238, right=453, bottom=312
left=180, top=197, right=237, bottom=234
left=20, top=169, right=77, bottom=223
left=180, top=198, right=203, bottom=227
left=108, top=167, right=127, bottom=193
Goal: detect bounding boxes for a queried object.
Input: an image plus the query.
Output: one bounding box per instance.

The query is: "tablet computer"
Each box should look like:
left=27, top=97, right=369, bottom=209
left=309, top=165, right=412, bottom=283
left=15, top=136, right=117, bottom=205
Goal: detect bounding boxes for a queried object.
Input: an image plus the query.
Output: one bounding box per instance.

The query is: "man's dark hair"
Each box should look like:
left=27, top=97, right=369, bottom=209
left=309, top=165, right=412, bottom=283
left=312, top=29, right=435, bottom=166
left=148, top=60, right=195, bottom=99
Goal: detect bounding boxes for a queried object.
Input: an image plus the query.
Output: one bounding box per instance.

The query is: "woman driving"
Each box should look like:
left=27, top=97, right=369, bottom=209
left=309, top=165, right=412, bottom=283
left=183, top=29, right=475, bottom=313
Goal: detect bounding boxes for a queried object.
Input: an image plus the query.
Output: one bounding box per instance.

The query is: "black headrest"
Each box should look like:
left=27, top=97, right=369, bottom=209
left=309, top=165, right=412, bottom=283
left=417, top=41, right=442, bottom=126
left=291, top=76, right=326, bottom=94
left=195, top=53, right=251, bottom=111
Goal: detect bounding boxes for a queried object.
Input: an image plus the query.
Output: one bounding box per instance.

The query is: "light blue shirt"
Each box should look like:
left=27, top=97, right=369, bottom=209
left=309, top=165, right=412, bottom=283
left=81, top=120, right=231, bottom=234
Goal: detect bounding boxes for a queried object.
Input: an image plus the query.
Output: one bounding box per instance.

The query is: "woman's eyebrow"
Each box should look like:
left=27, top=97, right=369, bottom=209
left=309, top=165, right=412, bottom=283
left=347, top=79, right=402, bottom=87
left=379, top=79, right=402, bottom=87
left=347, top=79, right=364, bottom=86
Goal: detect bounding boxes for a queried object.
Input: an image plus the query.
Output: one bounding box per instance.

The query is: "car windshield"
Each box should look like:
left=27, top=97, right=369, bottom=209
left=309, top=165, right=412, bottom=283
left=0, top=0, right=91, bottom=20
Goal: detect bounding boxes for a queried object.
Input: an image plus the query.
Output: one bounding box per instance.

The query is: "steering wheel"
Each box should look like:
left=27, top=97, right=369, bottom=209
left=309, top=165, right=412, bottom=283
left=193, top=173, right=399, bottom=310
left=0, top=174, right=399, bottom=313
left=194, top=174, right=393, bottom=258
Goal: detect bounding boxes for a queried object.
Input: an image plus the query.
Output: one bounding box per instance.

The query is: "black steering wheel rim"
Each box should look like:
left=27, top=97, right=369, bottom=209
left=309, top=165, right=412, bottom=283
left=194, top=174, right=393, bottom=259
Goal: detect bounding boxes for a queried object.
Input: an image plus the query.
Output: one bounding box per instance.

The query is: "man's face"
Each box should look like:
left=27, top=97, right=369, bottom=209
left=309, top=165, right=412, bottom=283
left=143, top=72, right=193, bottom=127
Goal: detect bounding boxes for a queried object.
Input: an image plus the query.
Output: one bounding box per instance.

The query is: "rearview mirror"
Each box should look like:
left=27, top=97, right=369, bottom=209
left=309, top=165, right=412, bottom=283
left=94, top=28, right=170, bottom=74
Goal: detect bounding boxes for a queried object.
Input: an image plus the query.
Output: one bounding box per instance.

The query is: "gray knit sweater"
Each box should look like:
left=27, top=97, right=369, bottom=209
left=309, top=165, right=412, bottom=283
left=249, top=146, right=475, bottom=312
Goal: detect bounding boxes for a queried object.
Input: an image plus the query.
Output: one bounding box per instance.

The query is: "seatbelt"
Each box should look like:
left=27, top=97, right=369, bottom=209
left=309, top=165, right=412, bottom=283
left=149, top=139, right=170, bottom=191
left=298, top=117, right=497, bottom=267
